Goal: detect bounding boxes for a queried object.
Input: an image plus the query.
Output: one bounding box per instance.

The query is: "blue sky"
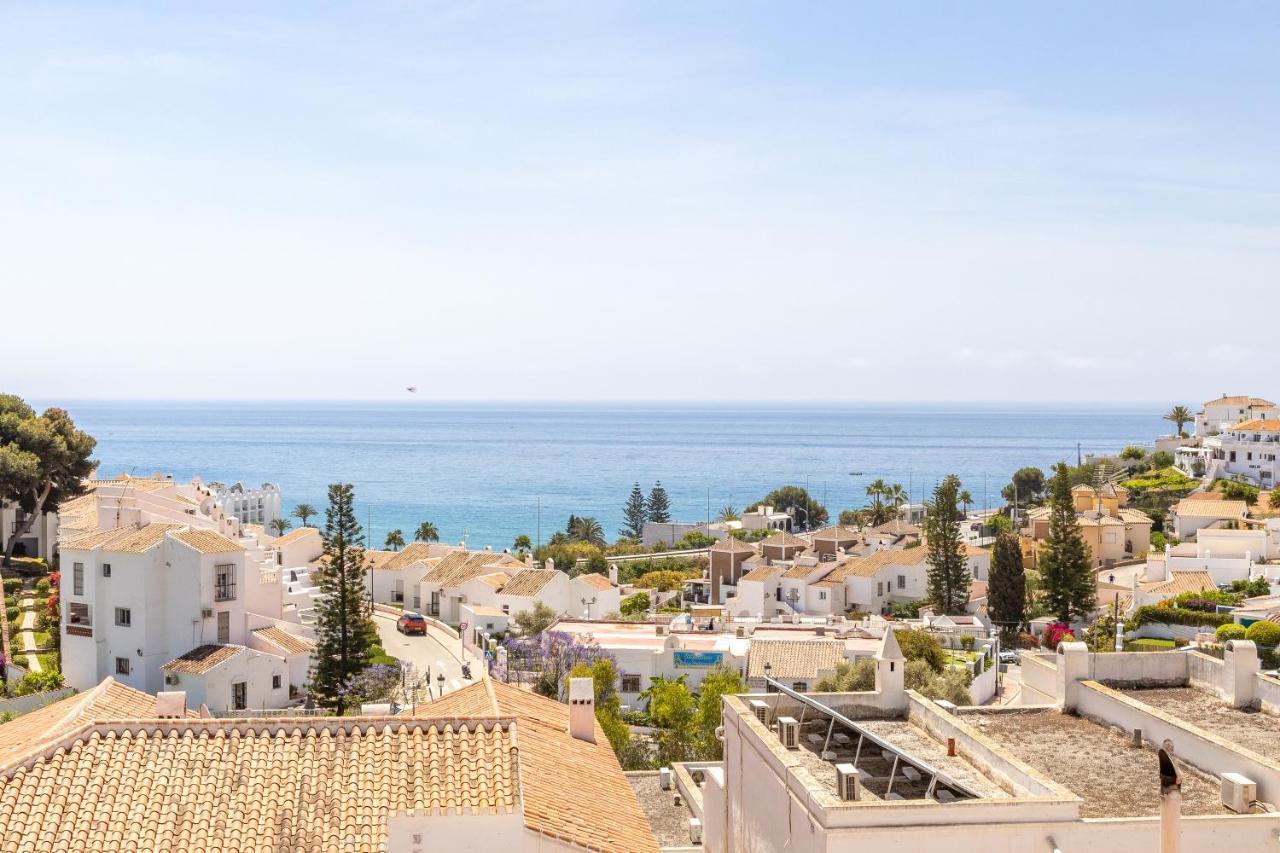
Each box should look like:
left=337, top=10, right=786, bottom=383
left=3, top=2, right=1277, bottom=402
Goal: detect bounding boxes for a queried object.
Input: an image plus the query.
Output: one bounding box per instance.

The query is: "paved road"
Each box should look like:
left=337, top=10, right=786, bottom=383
left=373, top=612, right=483, bottom=705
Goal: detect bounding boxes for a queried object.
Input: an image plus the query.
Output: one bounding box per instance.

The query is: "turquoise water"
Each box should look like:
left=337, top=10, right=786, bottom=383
left=51, top=402, right=1163, bottom=550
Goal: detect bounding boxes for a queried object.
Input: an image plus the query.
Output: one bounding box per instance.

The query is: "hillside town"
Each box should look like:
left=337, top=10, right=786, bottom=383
left=3, top=392, right=1280, bottom=851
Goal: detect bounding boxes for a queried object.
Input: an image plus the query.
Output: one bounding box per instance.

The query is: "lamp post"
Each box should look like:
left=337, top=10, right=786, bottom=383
left=581, top=596, right=596, bottom=620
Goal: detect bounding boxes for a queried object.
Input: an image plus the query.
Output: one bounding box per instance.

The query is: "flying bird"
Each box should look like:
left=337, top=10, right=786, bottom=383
left=406, top=386, right=418, bottom=393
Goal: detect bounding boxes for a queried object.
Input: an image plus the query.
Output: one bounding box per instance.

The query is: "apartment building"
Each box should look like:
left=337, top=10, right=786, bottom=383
left=1204, top=419, right=1280, bottom=487
left=1195, top=394, right=1279, bottom=437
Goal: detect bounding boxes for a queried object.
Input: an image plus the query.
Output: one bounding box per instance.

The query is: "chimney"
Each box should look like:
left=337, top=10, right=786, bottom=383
left=546, top=557, right=556, bottom=572
left=568, top=677, right=596, bottom=743
left=609, top=563, right=619, bottom=585
left=155, top=691, right=187, bottom=718
left=1159, top=747, right=1181, bottom=853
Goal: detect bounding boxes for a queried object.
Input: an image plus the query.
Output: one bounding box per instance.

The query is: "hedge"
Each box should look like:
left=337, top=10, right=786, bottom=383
left=1246, top=620, right=1280, bottom=648
left=1127, top=638, right=1176, bottom=651
left=1130, top=604, right=1232, bottom=629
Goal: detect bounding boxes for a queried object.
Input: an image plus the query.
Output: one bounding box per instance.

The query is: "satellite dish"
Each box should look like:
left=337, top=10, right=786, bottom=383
left=406, top=386, right=418, bottom=393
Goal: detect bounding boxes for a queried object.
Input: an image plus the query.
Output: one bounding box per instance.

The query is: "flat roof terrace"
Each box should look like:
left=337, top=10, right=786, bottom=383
left=1119, top=686, right=1280, bottom=760
left=790, top=715, right=1011, bottom=801
left=964, top=709, right=1228, bottom=818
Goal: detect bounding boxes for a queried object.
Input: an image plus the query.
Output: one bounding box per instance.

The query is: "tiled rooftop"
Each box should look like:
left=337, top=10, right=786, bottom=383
left=161, top=644, right=244, bottom=675
left=421, top=680, right=659, bottom=851
left=746, top=639, right=845, bottom=680
left=250, top=626, right=316, bottom=655
left=170, top=528, right=244, bottom=554
left=498, top=568, right=559, bottom=598
left=0, top=718, right=519, bottom=852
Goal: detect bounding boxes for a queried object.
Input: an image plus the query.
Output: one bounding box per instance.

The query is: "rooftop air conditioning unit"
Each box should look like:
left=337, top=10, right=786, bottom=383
left=750, top=699, right=771, bottom=727
left=1222, top=772, right=1257, bottom=813
left=200, top=608, right=214, bottom=619
left=688, top=818, right=703, bottom=844
left=778, top=716, right=799, bottom=750
left=835, top=764, right=861, bottom=801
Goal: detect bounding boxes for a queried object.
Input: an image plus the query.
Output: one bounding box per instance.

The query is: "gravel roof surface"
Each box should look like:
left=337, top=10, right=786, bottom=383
left=966, top=709, right=1229, bottom=818
left=1120, top=686, right=1280, bottom=759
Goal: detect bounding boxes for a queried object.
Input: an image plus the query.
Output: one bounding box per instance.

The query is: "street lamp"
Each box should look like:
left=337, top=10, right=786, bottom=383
left=581, top=596, right=597, bottom=620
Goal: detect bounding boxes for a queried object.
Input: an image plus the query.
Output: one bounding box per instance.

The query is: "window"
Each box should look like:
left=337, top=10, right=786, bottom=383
left=876, top=581, right=883, bottom=597
left=231, top=681, right=247, bottom=711
left=69, top=603, right=91, bottom=625
left=214, top=564, right=237, bottom=602
left=793, top=681, right=807, bottom=692
left=621, top=674, right=641, bottom=692
left=114, top=607, right=131, bottom=627
left=272, top=674, right=282, bottom=690
left=393, top=579, right=404, bottom=603
left=501, top=604, right=510, bottom=615
left=73, top=562, right=84, bottom=596
left=217, top=611, right=230, bottom=644
left=102, top=563, right=112, bottom=578
left=115, top=657, right=130, bottom=675
left=818, top=590, right=827, bottom=600
left=897, top=574, right=906, bottom=590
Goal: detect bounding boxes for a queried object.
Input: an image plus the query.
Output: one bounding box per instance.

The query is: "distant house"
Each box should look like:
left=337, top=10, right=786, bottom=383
left=1023, top=483, right=1152, bottom=566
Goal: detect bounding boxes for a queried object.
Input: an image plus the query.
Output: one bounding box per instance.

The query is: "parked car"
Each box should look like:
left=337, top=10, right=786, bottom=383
left=998, top=650, right=1019, bottom=665
left=397, top=612, right=428, bottom=635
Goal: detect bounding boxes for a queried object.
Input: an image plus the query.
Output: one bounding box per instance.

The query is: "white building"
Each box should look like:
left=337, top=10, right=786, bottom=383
left=210, top=481, right=282, bottom=527
left=1195, top=394, right=1278, bottom=438
left=1168, top=498, right=1249, bottom=541
left=1204, top=419, right=1280, bottom=486
left=59, top=523, right=313, bottom=712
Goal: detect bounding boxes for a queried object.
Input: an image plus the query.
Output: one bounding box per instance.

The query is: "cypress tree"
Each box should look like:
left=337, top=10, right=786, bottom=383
left=647, top=482, right=672, bottom=524
left=987, top=529, right=1026, bottom=637
left=620, top=482, right=648, bottom=540
left=1039, top=462, right=1097, bottom=624
left=924, top=474, right=969, bottom=614
left=311, top=483, right=378, bottom=713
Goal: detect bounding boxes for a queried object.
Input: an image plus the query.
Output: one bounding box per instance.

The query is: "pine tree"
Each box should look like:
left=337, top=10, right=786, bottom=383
left=620, top=482, right=648, bottom=540
left=1039, top=462, right=1097, bottom=624
left=987, top=529, right=1026, bottom=637
left=311, top=483, right=378, bottom=713
left=924, top=474, right=969, bottom=614
left=647, top=482, right=671, bottom=524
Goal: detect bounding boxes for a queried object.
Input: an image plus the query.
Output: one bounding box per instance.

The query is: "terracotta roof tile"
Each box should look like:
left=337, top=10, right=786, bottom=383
left=738, top=565, right=784, bottom=583
left=161, top=644, right=244, bottom=675
left=1140, top=570, right=1215, bottom=596
left=1173, top=499, right=1248, bottom=519
left=0, top=717, right=519, bottom=851
left=420, top=681, right=658, bottom=852
left=250, top=626, right=315, bottom=655
left=710, top=538, right=758, bottom=554
left=746, top=639, right=845, bottom=679
left=271, top=526, right=320, bottom=545
left=574, top=573, right=614, bottom=591
left=169, top=528, right=244, bottom=554
left=499, top=568, right=559, bottom=598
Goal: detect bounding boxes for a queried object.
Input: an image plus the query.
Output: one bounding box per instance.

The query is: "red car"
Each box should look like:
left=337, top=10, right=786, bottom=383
left=397, top=612, right=428, bottom=635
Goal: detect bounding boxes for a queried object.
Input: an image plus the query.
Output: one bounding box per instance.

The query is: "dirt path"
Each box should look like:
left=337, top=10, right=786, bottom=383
left=17, top=596, right=42, bottom=673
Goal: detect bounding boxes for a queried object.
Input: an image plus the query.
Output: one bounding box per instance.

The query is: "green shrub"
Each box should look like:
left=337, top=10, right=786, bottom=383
left=13, top=670, right=63, bottom=696
left=959, top=635, right=976, bottom=651
left=2, top=579, right=21, bottom=595
left=3, top=596, right=14, bottom=609
left=4, top=606, right=17, bottom=625
left=1246, top=620, right=1280, bottom=648
left=1216, top=623, right=1248, bottom=642
left=33, top=579, right=50, bottom=595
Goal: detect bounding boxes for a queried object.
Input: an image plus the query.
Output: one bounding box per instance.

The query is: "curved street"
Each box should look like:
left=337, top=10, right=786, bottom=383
left=372, top=612, right=484, bottom=706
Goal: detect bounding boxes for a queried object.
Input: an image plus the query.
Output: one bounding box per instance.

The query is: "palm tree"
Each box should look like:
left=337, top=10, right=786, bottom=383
left=883, top=483, right=908, bottom=532
left=1165, top=405, right=1193, bottom=438
left=384, top=529, right=405, bottom=551
left=958, top=490, right=973, bottom=518
left=513, top=534, right=532, bottom=553
left=414, top=521, right=439, bottom=543
left=291, top=503, right=317, bottom=527
left=569, top=516, right=606, bottom=548
left=718, top=505, right=740, bottom=522
left=269, top=517, right=292, bottom=537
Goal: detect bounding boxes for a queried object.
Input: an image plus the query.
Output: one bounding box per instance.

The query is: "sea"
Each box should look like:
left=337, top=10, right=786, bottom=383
left=47, top=401, right=1166, bottom=551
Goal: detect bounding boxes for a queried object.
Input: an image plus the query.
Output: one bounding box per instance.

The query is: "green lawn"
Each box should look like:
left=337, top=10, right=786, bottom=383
left=1125, top=638, right=1176, bottom=651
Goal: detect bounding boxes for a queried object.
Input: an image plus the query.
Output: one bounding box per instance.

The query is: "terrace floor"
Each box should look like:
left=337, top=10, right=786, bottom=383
left=965, top=709, right=1228, bottom=818
left=1120, top=686, right=1280, bottom=759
